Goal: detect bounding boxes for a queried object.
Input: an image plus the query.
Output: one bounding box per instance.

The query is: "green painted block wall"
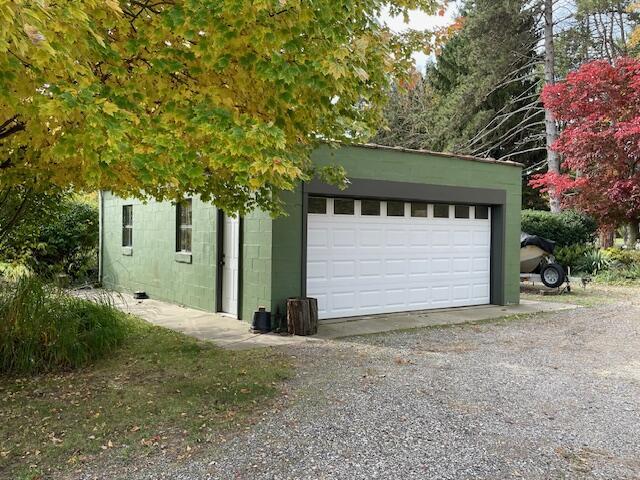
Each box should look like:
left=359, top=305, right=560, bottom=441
left=270, top=190, right=303, bottom=322
left=241, top=209, right=273, bottom=322
left=101, top=193, right=217, bottom=311
left=270, top=144, right=522, bottom=310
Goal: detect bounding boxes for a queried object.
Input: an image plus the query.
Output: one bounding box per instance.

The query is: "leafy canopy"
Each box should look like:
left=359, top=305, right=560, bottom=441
left=532, top=57, right=640, bottom=227
left=1, top=0, right=444, bottom=215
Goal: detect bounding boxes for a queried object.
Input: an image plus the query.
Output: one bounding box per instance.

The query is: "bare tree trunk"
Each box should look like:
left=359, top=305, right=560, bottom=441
left=617, top=0, right=627, bottom=54
left=0, top=189, right=32, bottom=243
left=544, top=0, right=561, bottom=213
left=626, top=219, right=639, bottom=249
left=599, top=227, right=615, bottom=249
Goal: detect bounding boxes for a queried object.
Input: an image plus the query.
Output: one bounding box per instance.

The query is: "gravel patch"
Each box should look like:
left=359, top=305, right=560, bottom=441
left=79, top=298, right=640, bottom=480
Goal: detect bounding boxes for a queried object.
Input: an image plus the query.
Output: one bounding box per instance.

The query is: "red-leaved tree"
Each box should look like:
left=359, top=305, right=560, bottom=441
left=531, top=57, right=640, bottom=246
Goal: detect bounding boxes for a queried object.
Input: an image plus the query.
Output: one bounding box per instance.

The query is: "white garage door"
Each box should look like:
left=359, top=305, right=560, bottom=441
left=306, top=197, right=491, bottom=320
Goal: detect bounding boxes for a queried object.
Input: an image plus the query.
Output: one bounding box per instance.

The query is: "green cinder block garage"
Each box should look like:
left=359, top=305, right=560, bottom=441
left=100, top=144, right=522, bottom=322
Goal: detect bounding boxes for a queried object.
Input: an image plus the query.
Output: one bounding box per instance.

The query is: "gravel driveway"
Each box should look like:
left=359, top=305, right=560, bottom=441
left=84, top=294, right=640, bottom=480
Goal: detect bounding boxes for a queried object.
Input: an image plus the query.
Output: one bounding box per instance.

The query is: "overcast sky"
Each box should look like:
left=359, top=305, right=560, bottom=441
left=380, top=5, right=458, bottom=72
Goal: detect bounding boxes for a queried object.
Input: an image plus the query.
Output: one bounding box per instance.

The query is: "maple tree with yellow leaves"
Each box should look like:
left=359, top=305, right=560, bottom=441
left=1, top=0, right=445, bottom=217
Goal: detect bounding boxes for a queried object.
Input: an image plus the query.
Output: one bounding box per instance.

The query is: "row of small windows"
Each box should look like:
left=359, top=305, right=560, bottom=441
left=121, top=199, right=193, bottom=252
left=308, top=197, right=489, bottom=220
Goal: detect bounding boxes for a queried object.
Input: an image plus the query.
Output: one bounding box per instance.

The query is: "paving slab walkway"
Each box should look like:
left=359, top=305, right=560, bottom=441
left=86, top=290, right=577, bottom=349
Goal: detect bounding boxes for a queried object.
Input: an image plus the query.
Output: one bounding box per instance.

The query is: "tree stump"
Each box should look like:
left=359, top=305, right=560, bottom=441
left=286, top=297, right=318, bottom=336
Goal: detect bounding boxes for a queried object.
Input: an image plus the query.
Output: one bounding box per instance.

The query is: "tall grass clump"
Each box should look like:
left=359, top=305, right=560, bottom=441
left=0, top=276, right=129, bottom=374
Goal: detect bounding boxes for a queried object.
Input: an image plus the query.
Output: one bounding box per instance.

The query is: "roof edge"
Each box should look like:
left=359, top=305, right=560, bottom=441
left=344, top=143, right=524, bottom=168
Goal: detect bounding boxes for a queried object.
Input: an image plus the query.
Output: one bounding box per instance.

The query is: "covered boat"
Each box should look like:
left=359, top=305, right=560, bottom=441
left=520, top=232, right=556, bottom=273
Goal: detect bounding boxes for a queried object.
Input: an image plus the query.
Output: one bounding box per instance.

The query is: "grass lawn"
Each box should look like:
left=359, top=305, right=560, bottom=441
left=0, top=316, right=293, bottom=480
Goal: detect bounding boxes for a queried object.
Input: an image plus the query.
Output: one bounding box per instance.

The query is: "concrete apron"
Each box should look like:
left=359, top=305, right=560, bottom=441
left=316, top=300, right=577, bottom=339
left=97, top=291, right=577, bottom=350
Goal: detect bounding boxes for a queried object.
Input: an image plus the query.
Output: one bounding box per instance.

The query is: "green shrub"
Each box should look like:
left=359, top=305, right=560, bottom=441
left=0, top=277, right=129, bottom=375
left=578, top=249, right=611, bottom=275
left=595, top=264, right=640, bottom=284
left=0, top=199, right=98, bottom=283
left=602, top=247, right=640, bottom=266
left=554, top=244, right=595, bottom=270
left=521, top=209, right=597, bottom=247
left=0, top=262, right=32, bottom=281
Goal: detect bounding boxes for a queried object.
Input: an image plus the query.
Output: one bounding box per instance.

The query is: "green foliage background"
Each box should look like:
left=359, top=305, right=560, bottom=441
left=0, top=197, right=99, bottom=282
left=521, top=209, right=598, bottom=247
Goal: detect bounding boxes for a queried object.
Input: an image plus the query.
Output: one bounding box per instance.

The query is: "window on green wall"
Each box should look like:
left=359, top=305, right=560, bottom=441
left=176, top=199, right=192, bottom=253
left=122, top=205, right=133, bottom=247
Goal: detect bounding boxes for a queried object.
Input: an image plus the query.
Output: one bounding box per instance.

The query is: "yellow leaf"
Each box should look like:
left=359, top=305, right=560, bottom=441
left=106, top=0, right=123, bottom=14
left=102, top=101, right=119, bottom=116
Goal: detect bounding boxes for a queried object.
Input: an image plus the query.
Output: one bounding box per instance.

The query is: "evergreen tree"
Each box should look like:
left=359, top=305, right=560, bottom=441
left=374, top=0, right=547, bottom=208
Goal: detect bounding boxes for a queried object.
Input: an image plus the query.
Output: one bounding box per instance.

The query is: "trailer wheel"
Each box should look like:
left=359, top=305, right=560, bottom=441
left=540, top=263, right=565, bottom=288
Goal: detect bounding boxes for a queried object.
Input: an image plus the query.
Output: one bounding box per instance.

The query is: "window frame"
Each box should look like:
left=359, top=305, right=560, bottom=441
left=308, top=196, right=327, bottom=214
left=333, top=198, right=355, bottom=215
left=122, top=205, right=133, bottom=247
left=475, top=205, right=489, bottom=220
left=361, top=199, right=381, bottom=216
left=176, top=199, right=193, bottom=253
left=454, top=205, right=470, bottom=219
left=411, top=202, right=429, bottom=218
left=386, top=201, right=405, bottom=217
left=433, top=204, right=450, bottom=219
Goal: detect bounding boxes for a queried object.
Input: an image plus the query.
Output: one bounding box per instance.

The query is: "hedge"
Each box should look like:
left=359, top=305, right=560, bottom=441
left=521, top=209, right=597, bottom=247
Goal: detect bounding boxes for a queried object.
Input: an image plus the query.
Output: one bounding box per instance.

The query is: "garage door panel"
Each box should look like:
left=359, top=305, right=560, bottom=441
left=360, top=229, right=384, bottom=247
left=360, top=259, right=383, bottom=278
left=360, top=290, right=383, bottom=308
left=409, top=258, right=429, bottom=275
left=431, top=230, right=451, bottom=246
left=431, top=257, right=451, bottom=274
left=332, top=228, right=356, bottom=247
left=453, top=257, right=471, bottom=273
left=385, top=259, right=406, bottom=277
left=473, top=283, right=490, bottom=299
left=332, top=291, right=357, bottom=312
left=409, top=230, right=430, bottom=247
left=315, top=294, right=329, bottom=317
left=385, top=289, right=406, bottom=307
left=473, top=257, right=490, bottom=273
left=452, top=284, right=471, bottom=301
left=386, top=230, right=408, bottom=246
left=307, top=199, right=491, bottom=319
left=408, top=287, right=429, bottom=306
left=307, top=260, right=328, bottom=280
left=431, top=286, right=451, bottom=303
left=332, top=260, right=356, bottom=279
left=452, top=230, right=472, bottom=246
left=473, top=230, right=491, bottom=246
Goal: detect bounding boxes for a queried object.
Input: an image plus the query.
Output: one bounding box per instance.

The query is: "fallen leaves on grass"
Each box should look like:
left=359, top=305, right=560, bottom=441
left=0, top=319, right=292, bottom=479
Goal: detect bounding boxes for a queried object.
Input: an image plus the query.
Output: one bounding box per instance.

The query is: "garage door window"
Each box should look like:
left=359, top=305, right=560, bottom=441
left=411, top=202, right=429, bottom=217
left=334, top=198, right=354, bottom=215
left=433, top=204, right=450, bottom=218
left=386, top=201, right=405, bottom=217
left=308, top=197, right=327, bottom=214
left=361, top=200, right=380, bottom=216
left=455, top=205, right=470, bottom=219
left=475, top=205, right=489, bottom=219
